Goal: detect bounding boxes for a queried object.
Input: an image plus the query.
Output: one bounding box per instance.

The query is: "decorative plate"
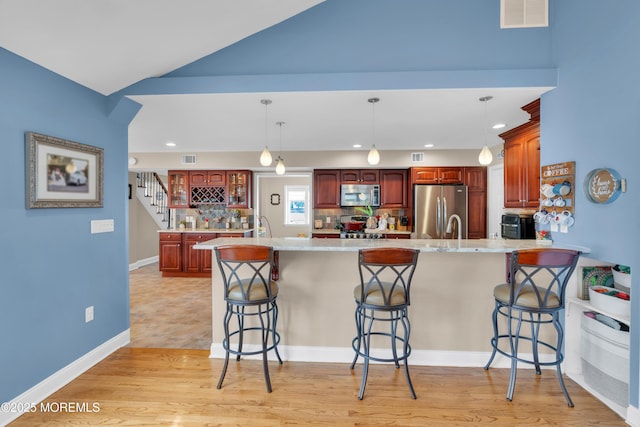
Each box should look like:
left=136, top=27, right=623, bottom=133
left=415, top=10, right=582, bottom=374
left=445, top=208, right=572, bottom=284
left=584, top=168, right=622, bottom=204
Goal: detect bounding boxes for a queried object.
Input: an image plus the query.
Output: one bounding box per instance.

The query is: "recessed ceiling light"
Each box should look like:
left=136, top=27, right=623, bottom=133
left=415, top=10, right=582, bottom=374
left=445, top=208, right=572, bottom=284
left=424, top=144, right=434, bottom=148
left=166, top=142, right=176, bottom=147
left=353, top=144, right=362, bottom=148
left=492, top=123, right=506, bottom=129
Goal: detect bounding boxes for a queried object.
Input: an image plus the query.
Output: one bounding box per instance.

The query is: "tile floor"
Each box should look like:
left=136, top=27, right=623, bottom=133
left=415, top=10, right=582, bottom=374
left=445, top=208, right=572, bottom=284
left=128, top=263, right=212, bottom=349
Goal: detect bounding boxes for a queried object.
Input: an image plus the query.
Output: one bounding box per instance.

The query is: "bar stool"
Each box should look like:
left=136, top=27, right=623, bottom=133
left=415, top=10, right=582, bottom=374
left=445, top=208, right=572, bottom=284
left=484, top=248, right=581, bottom=406
left=214, top=245, right=282, bottom=392
left=350, top=247, right=420, bottom=399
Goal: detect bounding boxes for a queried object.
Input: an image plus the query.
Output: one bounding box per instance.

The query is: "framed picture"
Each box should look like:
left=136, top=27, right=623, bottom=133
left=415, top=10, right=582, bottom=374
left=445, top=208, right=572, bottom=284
left=25, top=132, right=104, bottom=208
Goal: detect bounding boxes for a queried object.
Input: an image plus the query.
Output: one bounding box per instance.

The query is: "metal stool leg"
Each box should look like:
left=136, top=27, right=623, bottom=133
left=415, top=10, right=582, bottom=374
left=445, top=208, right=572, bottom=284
left=272, top=301, right=283, bottom=365
left=506, top=309, right=523, bottom=401
left=350, top=307, right=363, bottom=369
left=401, top=312, right=416, bottom=399
left=390, top=312, right=400, bottom=369
left=357, top=307, right=373, bottom=400
left=217, top=303, right=233, bottom=389
left=553, top=312, right=573, bottom=407
left=484, top=301, right=500, bottom=370
left=530, top=312, right=542, bottom=375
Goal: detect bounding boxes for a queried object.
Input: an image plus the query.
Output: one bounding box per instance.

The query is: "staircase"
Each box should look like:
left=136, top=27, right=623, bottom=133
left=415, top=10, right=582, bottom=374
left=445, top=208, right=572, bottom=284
left=135, top=172, right=171, bottom=229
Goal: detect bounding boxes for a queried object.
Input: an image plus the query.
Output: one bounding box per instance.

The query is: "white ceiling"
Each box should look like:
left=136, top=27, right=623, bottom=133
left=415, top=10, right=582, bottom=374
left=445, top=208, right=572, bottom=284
left=0, top=0, right=550, bottom=154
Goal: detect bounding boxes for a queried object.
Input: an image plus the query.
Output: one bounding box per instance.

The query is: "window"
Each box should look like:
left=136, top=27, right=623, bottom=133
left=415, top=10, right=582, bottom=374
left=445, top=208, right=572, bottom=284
left=284, top=185, right=309, bottom=225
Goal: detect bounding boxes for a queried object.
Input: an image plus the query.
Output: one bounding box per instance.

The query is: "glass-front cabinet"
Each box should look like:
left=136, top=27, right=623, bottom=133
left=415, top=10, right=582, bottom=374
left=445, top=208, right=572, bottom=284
left=168, top=170, right=189, bottom=208
left=227, top=170, right=252, bottom=209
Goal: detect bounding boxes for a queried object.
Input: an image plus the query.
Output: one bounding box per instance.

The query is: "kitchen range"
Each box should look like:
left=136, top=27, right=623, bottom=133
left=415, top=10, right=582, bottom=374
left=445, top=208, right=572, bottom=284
left=339, top=215, right=383, bottom=239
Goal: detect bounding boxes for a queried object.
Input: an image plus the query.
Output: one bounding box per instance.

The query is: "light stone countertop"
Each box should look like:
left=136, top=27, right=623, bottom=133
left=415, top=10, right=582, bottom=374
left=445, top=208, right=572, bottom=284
left=195, top=237, right=590, bottom=254
left=159, top=228, right=252, bottom=234
left=311, top=228, right=412, bottom=235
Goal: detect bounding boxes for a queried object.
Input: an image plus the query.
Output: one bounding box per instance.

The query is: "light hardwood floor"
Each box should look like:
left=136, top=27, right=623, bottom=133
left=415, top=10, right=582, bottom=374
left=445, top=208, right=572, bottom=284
left=8, top=264, right=627, bottom=426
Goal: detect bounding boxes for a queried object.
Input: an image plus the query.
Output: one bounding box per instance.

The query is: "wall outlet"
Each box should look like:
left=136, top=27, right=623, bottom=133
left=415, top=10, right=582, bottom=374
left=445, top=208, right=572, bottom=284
left=85, top=306, right=94, bottom=323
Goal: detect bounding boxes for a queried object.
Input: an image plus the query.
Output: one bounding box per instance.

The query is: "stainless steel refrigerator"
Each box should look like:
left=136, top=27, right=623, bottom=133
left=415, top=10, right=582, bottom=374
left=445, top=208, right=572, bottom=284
left=414, top=185, right=468, bottom=239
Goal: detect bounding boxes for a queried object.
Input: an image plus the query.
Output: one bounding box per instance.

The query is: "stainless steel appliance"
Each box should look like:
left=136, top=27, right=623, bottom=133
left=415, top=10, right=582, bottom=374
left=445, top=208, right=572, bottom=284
left=500, top=214, right=535, bottom=239
left=414, top=185, right=468, bottom=239
left=339, top=215, right=382, bottom=239
left=340, top=184, right=380, bottom=207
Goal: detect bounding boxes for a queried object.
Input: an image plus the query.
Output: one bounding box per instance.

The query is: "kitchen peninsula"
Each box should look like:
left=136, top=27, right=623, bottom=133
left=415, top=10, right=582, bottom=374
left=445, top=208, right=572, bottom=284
left=196, top=237, right=590, bottom=367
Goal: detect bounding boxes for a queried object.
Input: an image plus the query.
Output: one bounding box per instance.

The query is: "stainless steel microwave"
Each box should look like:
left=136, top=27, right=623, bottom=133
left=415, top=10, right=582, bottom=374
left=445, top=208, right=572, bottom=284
left=340, top=184, right=380, bottom=207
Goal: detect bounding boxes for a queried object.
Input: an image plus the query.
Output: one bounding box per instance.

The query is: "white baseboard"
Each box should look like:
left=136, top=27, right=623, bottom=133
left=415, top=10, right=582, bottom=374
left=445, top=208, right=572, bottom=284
left=129, top=256, right=158, bottom=271
left=209, top=342, right=519, bottom=369
left=626, top=404, right=639, bottom=427
left=0, top=330, right=130, bottom=427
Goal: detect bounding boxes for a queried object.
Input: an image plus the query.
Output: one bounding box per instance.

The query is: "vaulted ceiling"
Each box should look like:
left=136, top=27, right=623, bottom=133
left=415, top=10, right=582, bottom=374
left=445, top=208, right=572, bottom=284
left=0, top=0, right=550, bottom=154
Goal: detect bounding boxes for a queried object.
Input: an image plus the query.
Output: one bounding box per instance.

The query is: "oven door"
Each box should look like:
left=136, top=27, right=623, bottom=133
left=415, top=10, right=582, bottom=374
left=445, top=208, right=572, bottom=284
left=501, top=222, right=521, bottom=239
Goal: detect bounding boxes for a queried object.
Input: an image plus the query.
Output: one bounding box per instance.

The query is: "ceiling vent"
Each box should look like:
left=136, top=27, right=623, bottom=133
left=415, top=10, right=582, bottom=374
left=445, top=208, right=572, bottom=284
left=411, top=152, right=424, bottom=163
left=501, top=0, right=548, bottom=28
left=181, top=154, right=197, bottom=165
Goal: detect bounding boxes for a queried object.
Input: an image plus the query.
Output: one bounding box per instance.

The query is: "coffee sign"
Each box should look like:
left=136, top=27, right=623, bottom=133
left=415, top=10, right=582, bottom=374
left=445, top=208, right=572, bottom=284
left=584, top=168, right=622, bottom=204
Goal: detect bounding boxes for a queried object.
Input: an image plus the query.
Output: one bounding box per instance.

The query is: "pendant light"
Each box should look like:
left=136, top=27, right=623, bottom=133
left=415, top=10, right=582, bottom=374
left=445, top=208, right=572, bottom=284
left=275, top=121, right=286, bottom=175
left=259, top=99, right=273, bottom=166
left=367, top=97, right=381, bottom=165
left=478, top=96, right=494, bottom=165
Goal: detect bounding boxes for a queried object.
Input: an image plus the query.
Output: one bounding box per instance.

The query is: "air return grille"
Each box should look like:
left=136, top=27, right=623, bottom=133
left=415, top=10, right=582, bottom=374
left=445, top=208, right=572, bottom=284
left=182, top=154, right=197, bottom=165
left=411, top=153, right=424, bottom=163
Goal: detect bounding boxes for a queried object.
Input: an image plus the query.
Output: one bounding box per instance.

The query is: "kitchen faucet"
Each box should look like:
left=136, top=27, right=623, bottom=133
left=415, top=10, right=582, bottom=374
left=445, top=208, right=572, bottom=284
left=446, top=214, right=462, bottom=240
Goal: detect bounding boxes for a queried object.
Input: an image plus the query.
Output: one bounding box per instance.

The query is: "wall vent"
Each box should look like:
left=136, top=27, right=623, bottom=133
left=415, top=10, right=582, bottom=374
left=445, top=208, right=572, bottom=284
left=411, top=152, right=424, bottom=163
left=182, top=154, right=197, bottom=165
left=501, top=0, right=548, bottom=28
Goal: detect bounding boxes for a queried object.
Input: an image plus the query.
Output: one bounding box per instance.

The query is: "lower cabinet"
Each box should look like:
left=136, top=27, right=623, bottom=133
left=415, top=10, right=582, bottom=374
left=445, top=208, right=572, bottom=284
left=183, top=233, right=214, bottom=274
left=384, top=233, right=411, bottom=239
left=159, top=231, right=253, bottom=277
left=159, top=233, right=183, bottom=273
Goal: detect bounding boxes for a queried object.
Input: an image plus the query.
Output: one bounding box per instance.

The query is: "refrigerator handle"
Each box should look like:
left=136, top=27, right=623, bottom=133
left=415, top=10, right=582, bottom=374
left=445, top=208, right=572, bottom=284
left=436, top=196, right=441, bottom=237
left=443, top=196, right=448, bottom=235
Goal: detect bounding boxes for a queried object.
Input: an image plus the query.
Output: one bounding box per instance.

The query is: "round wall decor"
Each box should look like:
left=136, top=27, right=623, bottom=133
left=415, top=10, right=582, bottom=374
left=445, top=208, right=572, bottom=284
left=584, top=168, right=622, bottom=204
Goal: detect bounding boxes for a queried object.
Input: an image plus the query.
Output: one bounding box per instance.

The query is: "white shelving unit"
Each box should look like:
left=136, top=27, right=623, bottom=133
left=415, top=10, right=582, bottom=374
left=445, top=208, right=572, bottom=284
left=563, top=259, right=630, bottom=419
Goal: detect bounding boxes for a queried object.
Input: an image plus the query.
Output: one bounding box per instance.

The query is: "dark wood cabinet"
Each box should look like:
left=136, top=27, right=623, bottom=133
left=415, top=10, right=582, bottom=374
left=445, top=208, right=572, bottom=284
left=341, top=169, right=379, bottom=184
left=159, top=231, right=252, bottom=277
left=189, top=170, right=225, bottom=186
left=159, top=232, right=182, bottom=272
left=314, top=169, right=341, bottom=208
left=183, top=233, right=214, bottom=274
left=411, top=167, right=464, bottom=184
left=383, top=233, right=411, bottom=239
left=227, top=170, right=252, bottom=209
left=311, top=233, right=341, bottom=239
left=500, top=99, right=540, bottom=208
left=379, top=169, right=408, bottom=208
left=167, top=171, right=189, bottom=208
left=464, top=167, right=487, bottom=239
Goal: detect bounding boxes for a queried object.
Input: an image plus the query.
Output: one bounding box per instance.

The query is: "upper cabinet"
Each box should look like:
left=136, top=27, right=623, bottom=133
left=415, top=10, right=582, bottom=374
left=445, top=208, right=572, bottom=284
left=167, top=171, right=189, bottom=208
left=189, top=170, right=226, bottom=206
left=379, top=169, right=408, bottom=208
left=227, top=170, right=252, bottom=209
left=341, top=169, right=379, bottom=184
left=314, top=169, right=341, bottom=208
left=167, top=169, right=252, bottom=208
left=189, top=170, right=225, bottom=187
left=500, top=99, right=541, bottom=209
left=411, top=167, right=464, bottom=184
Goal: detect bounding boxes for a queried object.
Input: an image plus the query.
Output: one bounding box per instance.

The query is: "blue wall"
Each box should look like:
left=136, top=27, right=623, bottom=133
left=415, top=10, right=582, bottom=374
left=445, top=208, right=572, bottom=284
left=0, top=48, right=134, bottom=402
left=3, top=0, right=638, bottom=413
left=544, top=0, right=640, bottom=406
left=123, top=0, right=640, bottom=409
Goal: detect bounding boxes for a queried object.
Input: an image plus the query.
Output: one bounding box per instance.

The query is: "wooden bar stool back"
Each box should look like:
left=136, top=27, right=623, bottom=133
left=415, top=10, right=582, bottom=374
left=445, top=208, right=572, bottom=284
left=484, top=248, right=581, bottom=406
left=350, top=247, right=420, bottom=399
left=214, top=245, right=283, bottom=392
